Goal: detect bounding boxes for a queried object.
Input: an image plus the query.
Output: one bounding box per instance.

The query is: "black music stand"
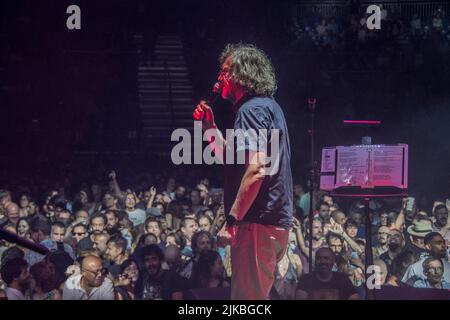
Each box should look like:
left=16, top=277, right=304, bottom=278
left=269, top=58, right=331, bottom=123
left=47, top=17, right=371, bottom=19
left=321, top=120, right=408, bottom=300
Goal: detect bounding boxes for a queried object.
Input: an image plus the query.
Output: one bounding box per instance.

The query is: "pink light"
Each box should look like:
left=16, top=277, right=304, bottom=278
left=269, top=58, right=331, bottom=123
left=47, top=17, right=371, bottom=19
left=343, top=120, right=382, bottom=125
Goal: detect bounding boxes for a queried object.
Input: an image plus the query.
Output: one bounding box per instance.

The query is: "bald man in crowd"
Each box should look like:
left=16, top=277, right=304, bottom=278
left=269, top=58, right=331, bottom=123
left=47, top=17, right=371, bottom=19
left=62, top=255, right=114, bottom=300
left=5, top=202, right=20, bottom=225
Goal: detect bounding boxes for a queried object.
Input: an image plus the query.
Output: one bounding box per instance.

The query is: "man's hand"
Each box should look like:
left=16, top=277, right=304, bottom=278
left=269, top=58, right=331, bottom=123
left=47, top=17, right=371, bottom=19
left=109, top=170, right=117, bottom=180
left=149, top=186, right=157, bottom=197
left=293, top=217, right=301, bottom=230
left=193, top=101, right=216, bottom=131
left=329, top=223, right=344, bottom=236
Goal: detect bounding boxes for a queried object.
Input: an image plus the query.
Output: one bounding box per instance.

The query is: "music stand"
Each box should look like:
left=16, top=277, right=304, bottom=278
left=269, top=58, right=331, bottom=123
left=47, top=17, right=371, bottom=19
left=320, top=120, right=408, bottom=300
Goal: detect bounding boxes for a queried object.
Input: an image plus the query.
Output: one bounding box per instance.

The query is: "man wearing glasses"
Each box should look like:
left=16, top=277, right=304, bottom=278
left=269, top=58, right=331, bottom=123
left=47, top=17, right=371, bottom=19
left=193, top=44, right=293, bottom=299
left=62, top=255, right=114, bottom=300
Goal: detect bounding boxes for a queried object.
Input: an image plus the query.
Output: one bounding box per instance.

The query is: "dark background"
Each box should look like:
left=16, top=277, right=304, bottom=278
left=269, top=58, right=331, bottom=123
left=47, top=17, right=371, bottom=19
left=1, top=0, right=449, bottom=203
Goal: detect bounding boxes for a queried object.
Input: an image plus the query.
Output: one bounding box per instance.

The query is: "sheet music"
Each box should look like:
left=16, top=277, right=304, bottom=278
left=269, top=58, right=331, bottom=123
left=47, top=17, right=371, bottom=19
left=336, top=146, right=370, bottom=188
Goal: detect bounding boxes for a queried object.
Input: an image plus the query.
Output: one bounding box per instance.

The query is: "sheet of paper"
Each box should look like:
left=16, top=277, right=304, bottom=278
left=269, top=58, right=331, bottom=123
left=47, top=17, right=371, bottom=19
left=321, top=148, right=336, bottom=173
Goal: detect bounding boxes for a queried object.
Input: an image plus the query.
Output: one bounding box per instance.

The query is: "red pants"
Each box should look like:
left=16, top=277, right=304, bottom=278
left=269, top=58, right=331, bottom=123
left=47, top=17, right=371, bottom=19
left=230, top=222, right=289, bottom=300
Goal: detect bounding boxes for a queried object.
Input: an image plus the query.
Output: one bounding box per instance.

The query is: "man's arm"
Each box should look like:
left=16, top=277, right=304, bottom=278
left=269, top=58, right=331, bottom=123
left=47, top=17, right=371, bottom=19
left=293, top=217, right=310, bottom=257
left=229, top=151, right=266, bottom=221
left=109, top=171, right=124, bottom=200
left=394, top=198, right=408, bottom=230
left=146, top=186, right=157, bottom=209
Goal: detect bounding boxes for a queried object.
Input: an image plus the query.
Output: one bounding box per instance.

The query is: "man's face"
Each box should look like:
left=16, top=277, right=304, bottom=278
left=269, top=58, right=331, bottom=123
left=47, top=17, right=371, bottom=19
left=335, top=212, right=347, bottom=225
left=210, top=192, right=222, bottom=205
left=345, top=224, right=358, bottom=238
left=18, top=267, right=31, bottom=291
left=329, top=237, right=343, bottom=255
left=315, top=249, right=334, bottom=274
left=378, top=226, right=390, bottom=245
left=91, top=217, right=105, bottom=235
left=143, top=191, right=151, bottom=204
left=350, top=213, right=363, bottom=226
left=425, top=260, right=444, bottom=284
left=76, top=210, right=89, bottom=224
left=82, top=261, right=105, bottom=287
left=435, top=208, right=448, bottom=227
left=103, top=194, right=116, bottom=209
left=57, top=211, right=71, bottom=225
left=105, top=242, right=122, bottom=262
left=91, top=185, right=101, bottom=197
left=0, top=194, right=11, bottom=208
left=380, top=213, right=389, bottom=226
left=219, top=59, right=240, bottom=103
left=80, top=191, right=88, bottom=204
left=166, top=235, right=177, bottom=247
left=175, top=187, right=185, bottom=199
left=196, top=234, right=212, bottom=254
left=27, top=202, right=37, bottom=215
left=182, top=219, right=199, bottom=240
left=125, top=194, right=136, bottom=209
left=19, top=195, right=29, bottom=208
left=323, top=195, right=333, bottom=206
left=319, top=204, right=330, bottom=220
left=165, top=248, right=181, bottom=270
left=426, top=235, right=446, bottom=259
left=411, top=236, right=425, bottom=248
left=146, top=222, right=161, bottom=238
left=312, top=220, right=323, bottom=240
left=144, top=254, right=161, bottom=276
left=6, top=204, right=20, bottom=223
left=190, top=191, right=201, bottom=206
left=93, top=235, right=108, bottom=254
left=30, top=230, right=43, bottom=244
left=51, top=226, right=66, bottom=243
left=199, top=217, right=211, bottom=232
left=105, top=212, right=118, bottom=230
left=167, top=178, right=176, bottom=191
left=388, top=230, right=403, bottom=249
left=72, top=226, right=87, bottom=243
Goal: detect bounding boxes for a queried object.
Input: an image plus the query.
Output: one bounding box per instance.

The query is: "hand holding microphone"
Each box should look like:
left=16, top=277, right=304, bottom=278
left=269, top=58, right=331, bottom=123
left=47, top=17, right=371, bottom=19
left=193, top=82, right=221, bottom=131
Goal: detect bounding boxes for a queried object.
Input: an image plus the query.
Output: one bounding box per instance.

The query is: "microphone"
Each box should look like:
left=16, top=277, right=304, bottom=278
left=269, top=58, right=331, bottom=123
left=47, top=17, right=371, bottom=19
left=193, top=82, right=222, bottom=121
left=206, top=82, right=222, bottom=106
left=0, top=228, right=50, bottom=255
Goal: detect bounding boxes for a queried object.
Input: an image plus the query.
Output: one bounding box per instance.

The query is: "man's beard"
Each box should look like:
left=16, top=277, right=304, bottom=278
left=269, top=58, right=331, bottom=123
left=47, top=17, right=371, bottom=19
left=388, top=243, right=400, bottom=251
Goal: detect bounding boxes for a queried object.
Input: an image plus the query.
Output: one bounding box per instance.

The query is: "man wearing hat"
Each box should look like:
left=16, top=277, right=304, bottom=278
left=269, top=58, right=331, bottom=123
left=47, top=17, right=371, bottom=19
left=402, top=232, right=450, bottom=286
left=404, top=220, right=433, bottom=259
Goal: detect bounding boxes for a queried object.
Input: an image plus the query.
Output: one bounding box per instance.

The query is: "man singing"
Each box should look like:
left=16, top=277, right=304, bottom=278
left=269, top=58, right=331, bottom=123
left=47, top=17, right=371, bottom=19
left=193, top=43, right=293, bottom=299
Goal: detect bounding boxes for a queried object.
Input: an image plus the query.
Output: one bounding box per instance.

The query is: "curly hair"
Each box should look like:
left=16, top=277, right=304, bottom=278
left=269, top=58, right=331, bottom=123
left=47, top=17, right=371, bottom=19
left=219, top=43, right=277, bottom=96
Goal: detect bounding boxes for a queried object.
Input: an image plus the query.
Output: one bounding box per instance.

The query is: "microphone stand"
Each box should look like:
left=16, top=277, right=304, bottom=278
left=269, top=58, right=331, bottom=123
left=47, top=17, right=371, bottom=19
left=307, top=97, right=316, bottom=274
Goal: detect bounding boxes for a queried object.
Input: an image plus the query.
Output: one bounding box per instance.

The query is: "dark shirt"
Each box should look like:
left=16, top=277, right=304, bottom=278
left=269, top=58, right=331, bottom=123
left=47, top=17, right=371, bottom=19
left=380, top=251, right=395, bottom=275
left=105, top=260, right=123, bottom=278
left=296, top=272, right=357, bottom=300
left=224, top=96, right=293, bottom=229
left=139, top=269, right=186, bottom=300
left=77, top=236, right=94, bottom=252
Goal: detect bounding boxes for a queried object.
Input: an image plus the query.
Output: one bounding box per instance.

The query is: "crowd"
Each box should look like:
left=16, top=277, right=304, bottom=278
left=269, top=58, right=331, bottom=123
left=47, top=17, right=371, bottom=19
left=0, top=168, right=448, bottom=300
left=290, top=6, right=450, bottom=51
